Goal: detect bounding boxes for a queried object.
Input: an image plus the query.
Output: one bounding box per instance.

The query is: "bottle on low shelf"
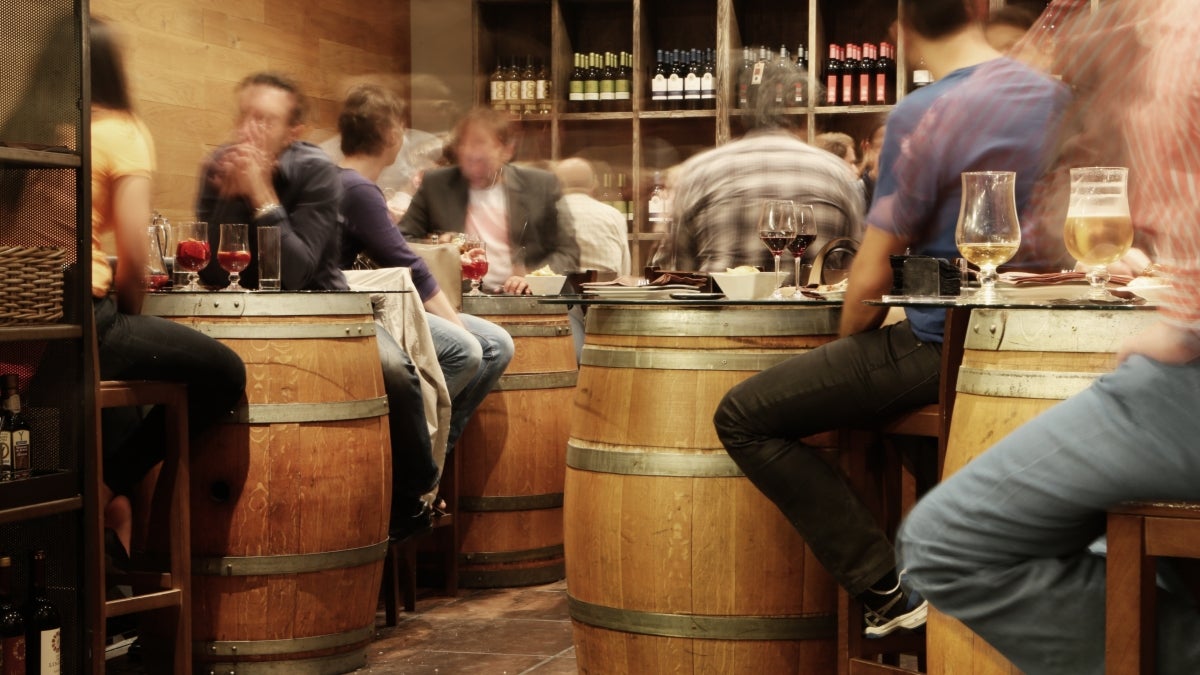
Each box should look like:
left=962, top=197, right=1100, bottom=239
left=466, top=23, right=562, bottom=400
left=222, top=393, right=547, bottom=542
left=824, top=44, right=841, bottom=106
left=700, top=48, right=716, bottom=110
left=840, top=43, right=858, bottom=106
left=489, top=60, right=507, bottom=111
left=24, top=550, right=61, bottom=675
left=615, top=51, right=632, bottom=112
left=599, top=52, right=616, bottom=112
left=647, top=171, right=667, bottom=229
left=737, top=45, right=753, bottom=109
left=0, top=556, right=25, bottom=674
left=651, top=49, right=668, bottom=111
left=683, top=49, right=701, bottom=110
left=520, top=56, right=537, bottom=115
left=569, top=53, right=585, bottom=111
left=666, top=50, right=684, bottom=108
left=0, top=374, right=30, bottom=481
left=793, top=43, right=809, bottom=106
left=879, top=42, right=897, bottom=104
left=505, top=57, right=521, bottom=114
left=583, top=52, right=600, bottom=112
left=535, top=59, right=552, bottom=114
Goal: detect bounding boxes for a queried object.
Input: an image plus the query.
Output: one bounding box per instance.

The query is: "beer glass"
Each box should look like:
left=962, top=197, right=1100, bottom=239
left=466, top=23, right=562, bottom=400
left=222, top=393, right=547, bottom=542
left=1063, top=167, right=1132, bottom=300
left=955, top=171, right=1021, bottom=303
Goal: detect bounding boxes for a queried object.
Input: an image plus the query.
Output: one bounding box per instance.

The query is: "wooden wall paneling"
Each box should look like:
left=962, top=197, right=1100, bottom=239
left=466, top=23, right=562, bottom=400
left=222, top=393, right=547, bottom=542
left=93, top=0, right=411, bottom=222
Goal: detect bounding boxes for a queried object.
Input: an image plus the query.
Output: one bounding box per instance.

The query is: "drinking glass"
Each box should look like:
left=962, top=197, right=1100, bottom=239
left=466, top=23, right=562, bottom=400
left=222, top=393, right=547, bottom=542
left=758, top=200, right=797, bottom=299
left=788, top=204, right=817, bottom=287
left=955, top=172, right=1021, bottom=303
left=218, top=223, right=251, bottom=292
left=173, top=221, right=211, bottom=291
left=144, top=225, right=170, bottom=291
left=461, top=236, right=489, bottom=296
left=1063, top=167, right=1132, bottom=300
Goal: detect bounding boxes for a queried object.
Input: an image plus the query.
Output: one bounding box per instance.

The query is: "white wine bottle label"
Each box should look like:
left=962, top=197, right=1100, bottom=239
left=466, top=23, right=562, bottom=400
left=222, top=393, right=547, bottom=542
left=490, top=82, right=505, bottom=102
left=666, top=74, right=683, bottom=99
left=599, top=80, right=615, bottom=101
left=651, top=75, right=667, bottom=100
left=569, top=81, right=584, bottom=101
left=505, top=81, right=520, bottom=101
left=684, top=73, right=700, bottom=100
left=520, top=81, right=536, bottom=101
left=701, top=73, right=715, bottom=99
left=40, top=628, right=60, bottom=674
left=12, top=430, right=29, bottom=475
left=536, top=80, right=549, bottom=100
left=615, top=79, right=631, bottom=100
left=648, top=195, right=666, bottom=222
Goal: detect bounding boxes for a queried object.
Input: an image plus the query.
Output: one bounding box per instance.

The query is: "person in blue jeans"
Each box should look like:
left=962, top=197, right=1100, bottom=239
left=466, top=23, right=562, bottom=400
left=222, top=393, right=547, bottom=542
left=334, top=84, right=513, bottom=458
left=197, top=72, right=445, bottom=539
left=713, top=0, right=1069, bottom=637
left=898, top=1, right=1200, bottom=671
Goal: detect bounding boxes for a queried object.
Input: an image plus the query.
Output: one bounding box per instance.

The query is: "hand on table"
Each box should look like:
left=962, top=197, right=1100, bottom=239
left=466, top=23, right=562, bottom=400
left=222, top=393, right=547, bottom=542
left=1118, top=321, right=1200, bottom=365
left=502, top=275, right=530, bottom=295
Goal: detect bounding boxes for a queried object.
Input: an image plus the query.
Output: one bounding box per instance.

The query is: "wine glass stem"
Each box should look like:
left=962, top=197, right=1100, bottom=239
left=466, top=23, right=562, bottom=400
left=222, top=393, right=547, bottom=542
left=1087, top=265, right=1110, bottom=298
left=774, top=254, right=782, bottom=288
left=794, top=257, right=801, bottom=287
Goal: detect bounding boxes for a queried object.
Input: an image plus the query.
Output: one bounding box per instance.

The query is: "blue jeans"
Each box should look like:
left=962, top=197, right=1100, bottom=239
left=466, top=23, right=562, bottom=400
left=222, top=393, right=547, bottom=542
left=94, top=296, right=247, bottom=495
left=374, top=323, right=440, bottom=515
left=426, top=312, right=513, bottom=451
left=898, top=354, right=1200, bottom=674
left=714, top=321, right=942, bottom=595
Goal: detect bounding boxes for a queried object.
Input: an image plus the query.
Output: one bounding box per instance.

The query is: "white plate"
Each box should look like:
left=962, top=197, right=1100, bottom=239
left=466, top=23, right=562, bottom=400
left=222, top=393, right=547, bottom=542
left=583, top=284, right=702, bottom=300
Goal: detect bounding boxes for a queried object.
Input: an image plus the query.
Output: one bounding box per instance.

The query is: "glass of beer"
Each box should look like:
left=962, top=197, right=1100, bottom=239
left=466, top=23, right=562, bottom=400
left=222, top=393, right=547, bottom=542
left=955, top=171, right=1021, bottom=303
left=1063, top=167, right=1133, bottom=300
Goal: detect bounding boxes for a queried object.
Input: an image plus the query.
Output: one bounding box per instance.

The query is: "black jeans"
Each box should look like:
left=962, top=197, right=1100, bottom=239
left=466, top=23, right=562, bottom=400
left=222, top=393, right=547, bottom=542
left=95, top=296, right=247, bottom=495
left=713, top=320, right=942, bottom=596
left=374, top=323, right=439, bottom=517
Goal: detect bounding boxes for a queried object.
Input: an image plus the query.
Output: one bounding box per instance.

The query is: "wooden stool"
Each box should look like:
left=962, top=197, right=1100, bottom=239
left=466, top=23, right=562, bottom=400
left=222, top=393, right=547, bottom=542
left=91, top=380, right=190, bottom=674
left=382, top=449, right=459, bottom=625
left=1106, top=500, right=1200, bottom=674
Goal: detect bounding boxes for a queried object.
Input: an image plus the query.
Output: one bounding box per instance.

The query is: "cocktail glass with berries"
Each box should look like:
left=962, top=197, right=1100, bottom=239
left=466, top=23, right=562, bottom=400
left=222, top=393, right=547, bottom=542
left=173, top=221, right=211, bottom=291
left=218, top=223, right=251, bottom=291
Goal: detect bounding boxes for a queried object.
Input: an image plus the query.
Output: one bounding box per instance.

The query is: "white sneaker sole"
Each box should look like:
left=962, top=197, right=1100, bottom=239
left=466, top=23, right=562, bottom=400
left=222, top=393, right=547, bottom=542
left=864, top=599, right=929, bottom=638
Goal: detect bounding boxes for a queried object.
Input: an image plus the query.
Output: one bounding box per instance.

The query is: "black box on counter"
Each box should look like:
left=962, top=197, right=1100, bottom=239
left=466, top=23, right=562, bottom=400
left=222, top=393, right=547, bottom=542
left=889, top=255, right=961, bottom=296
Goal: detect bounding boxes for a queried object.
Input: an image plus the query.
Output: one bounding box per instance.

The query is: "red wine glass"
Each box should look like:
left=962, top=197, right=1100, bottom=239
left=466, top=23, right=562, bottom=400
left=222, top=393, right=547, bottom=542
left=218, top=223, right=251, bottom=291
left=173, top=221, right=210, bottom=291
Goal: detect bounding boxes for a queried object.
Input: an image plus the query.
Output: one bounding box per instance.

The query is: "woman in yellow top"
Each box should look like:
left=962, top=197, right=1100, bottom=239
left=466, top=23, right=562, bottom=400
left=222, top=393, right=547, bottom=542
left=89, top=17, right=245, bottom=560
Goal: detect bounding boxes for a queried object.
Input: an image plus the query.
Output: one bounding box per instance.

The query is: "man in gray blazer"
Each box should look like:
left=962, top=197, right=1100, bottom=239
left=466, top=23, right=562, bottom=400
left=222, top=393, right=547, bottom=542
left=399, top=107, right=578, bottom=294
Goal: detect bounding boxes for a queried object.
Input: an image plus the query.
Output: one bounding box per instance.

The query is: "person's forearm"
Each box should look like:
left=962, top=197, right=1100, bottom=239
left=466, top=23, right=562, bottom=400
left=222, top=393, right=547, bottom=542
left=839, top=279, right=889, bottom=337
left=423, top=290, right=466, bottom=329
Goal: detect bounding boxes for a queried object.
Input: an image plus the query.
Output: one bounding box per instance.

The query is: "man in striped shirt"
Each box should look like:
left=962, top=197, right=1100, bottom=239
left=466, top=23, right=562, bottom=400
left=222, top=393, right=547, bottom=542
left=900, top=1, right=1200, bottom=670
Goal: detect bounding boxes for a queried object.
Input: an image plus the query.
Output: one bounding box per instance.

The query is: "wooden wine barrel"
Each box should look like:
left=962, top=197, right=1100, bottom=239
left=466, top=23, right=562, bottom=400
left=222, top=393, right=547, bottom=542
left=928, top=307, right=1158, bottom=675
left=456, top=295, right=577, bottom=587
left=144, top=292, right=390, bottom=675
left=566, top=304, right=841, bottom=674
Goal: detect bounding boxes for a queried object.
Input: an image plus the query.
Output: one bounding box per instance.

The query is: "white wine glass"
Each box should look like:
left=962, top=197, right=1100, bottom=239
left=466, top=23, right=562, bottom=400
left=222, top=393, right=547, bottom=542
left=1063, top=167, right=1132, bottom=300
left=955, top=171, right=1021, bottom=303
left=758, top=199, right=797, bottom=299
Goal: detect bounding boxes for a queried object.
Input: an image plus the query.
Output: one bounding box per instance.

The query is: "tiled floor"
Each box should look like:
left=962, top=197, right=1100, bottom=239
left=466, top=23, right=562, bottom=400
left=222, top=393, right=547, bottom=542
left=107, top=580, right=576, bottom=674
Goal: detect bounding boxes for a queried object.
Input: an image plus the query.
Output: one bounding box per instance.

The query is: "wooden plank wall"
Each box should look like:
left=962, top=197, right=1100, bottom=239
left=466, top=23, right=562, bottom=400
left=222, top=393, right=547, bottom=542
left=92, top=0, right=411, bottom=223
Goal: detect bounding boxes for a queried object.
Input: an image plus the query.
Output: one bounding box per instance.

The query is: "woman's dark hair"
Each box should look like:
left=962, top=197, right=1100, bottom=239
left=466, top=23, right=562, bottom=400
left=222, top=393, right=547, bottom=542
left=339, top=84, right=406, bottom=157
left=91, top=16, right=133, bottom=112
left=988, top=5, right=1039, bottom=32
left=900, top=0, right=977, bottom=40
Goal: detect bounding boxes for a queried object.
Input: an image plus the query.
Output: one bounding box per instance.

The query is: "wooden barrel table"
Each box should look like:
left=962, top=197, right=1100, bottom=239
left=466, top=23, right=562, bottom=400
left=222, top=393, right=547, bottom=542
left=928, top=306, right=1158, bottom=674
left=145, top=292, right=390, bottom=675
left=456, top=295, right=577, bottom=587
left=566, top=303, right=841, bottom=674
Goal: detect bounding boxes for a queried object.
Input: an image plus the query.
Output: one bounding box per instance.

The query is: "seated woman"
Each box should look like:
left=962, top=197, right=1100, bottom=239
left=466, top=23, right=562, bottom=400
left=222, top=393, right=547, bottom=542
left=89, top=16, right=246, bottom=558
left=335, top=84, right=513, bottom=457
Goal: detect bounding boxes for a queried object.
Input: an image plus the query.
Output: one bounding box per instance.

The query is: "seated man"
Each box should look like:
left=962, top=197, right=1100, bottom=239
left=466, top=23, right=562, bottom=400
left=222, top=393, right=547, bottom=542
left=400, top=107, right=579, bottom=294
left=335, top=83, right=513, bottom=453
left=713, top=0, right=1069, bottom=637
left=196, top=71, right=443, bottom=538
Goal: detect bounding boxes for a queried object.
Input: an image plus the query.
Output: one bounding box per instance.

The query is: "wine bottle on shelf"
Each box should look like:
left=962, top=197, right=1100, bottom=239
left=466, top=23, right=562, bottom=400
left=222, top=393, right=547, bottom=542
left=859, top=43, right=876, bottom=105
left=773, top=45, right=790, bottom=106
left=535, top=58, right=552, bottom=114
left=0, top=556, right=25, bottom=675
left=583, top=53, right=600, bottom=112
left=647, top=171, right=667, bottom=228
left=598, top=173, right=615, bottom=209
left=616, top=173, right=632, bottom=226
left=736, top=46, right=753, bottom=109
left=824, top=44, right=841, bottom=106
left=520, top=56, right=537, bottom=115
left=24, top=550, right=60, bottom=675
left=505, top=57, right=521, bottom=113
left=615, top=52, right=632, bottom=112
left=651, top=49, right=668, bottom=111
left=568, top=53, right=585, bottom=111
left=598, top=52, right=616, bottom=112
left=666, top=50, right=684, bottom=109
left=840, top=43, right=857, bottom=106
left=1, top=375, right=30, bottom=480
left=793, top=43, right=808, bottom=106
left=880, top=42, right=898, bottom=103
left=683, top=49, right=701, bottom=110
left=913, top=55, right=933, bottom=90
left=700, top=48, right=716, bottom=110
left=489, top=60, right=507, bottom=111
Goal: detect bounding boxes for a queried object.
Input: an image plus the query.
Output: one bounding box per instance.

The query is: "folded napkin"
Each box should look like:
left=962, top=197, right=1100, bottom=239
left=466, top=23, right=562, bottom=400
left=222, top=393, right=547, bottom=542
left=1001, top=271, right=1134, bottom=286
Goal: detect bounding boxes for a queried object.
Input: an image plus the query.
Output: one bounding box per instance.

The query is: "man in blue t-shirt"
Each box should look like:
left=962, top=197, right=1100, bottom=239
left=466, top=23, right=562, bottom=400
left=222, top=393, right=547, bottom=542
left=714, top=0, right=1069, bottom=638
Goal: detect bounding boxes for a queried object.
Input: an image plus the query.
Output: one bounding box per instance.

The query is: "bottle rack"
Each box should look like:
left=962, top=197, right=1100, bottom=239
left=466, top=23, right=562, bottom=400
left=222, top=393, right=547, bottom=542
left=473, top=0, right=906, bottom=269
left=0, top=1, right=94, bottom=671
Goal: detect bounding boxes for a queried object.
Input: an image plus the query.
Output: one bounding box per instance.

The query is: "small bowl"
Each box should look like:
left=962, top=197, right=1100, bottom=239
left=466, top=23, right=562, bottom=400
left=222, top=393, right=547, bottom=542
left=709, top=272, right=779, bottom=301
left=525, top=274, right=567, bottom=296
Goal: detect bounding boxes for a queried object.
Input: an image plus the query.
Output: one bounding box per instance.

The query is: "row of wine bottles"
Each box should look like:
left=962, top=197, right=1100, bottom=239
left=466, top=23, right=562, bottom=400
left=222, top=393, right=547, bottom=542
left=0, top=375, right=31, bottom=483
left=0, top=551, right=62, bottom=674
left=736, top=44, right=811, bottom=109
left=567, top=51, right=634, bottom=112
left=822, top=42, right=899, bottom=106
left=594, top=173, right=635, bottom=227
left=487, top=41, right=909, bottom=114
left=488, top=56, right=553, bottom=116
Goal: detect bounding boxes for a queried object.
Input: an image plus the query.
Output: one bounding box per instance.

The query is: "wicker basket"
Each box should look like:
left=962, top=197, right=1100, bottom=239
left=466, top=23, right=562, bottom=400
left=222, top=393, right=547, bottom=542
left=0, top=247, right=65, bottom=325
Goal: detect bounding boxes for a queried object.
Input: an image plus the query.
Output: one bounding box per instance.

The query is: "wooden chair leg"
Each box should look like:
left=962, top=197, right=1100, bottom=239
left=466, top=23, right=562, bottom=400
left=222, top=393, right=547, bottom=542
left=1106, top=512, right=1155, bottom=675
left=383, top=540, right=401, bottom=627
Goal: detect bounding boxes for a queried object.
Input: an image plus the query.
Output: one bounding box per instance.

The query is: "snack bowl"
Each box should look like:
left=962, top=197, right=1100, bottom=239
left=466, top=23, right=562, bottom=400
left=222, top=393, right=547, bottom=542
left=525, top=274, right=567, bottom=296
left=709, top=271, right=778, bottom=301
